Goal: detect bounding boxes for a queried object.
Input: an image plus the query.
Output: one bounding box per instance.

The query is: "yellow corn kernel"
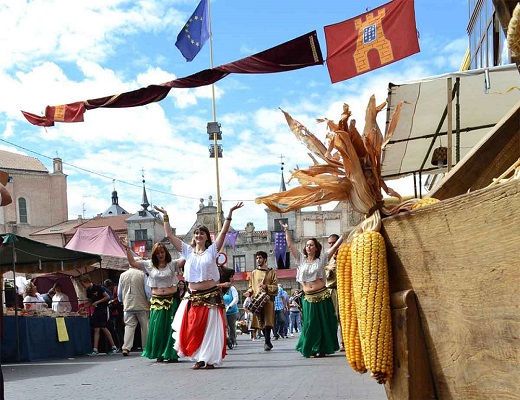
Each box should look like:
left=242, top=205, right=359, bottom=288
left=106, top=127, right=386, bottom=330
left=411, top=197, right=440, bottom=210
left=351, top=230, right=393, bottom=384
left=336, top=242, right=366, bottom=374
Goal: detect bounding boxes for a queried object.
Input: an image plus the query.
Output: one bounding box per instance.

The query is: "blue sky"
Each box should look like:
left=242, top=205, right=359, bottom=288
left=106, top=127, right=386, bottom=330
left=0, top=0, right=469, bottom=233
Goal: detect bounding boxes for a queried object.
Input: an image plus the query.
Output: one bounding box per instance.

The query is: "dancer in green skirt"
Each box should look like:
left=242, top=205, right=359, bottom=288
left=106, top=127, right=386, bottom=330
left=122, top=238, right=185, bottom=362
left=280, top=222, right=344, bottom=358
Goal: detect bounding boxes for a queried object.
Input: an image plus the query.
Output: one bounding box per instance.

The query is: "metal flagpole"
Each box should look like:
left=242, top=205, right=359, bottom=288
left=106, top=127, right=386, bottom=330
left=208, top=0, right=223, bottom=232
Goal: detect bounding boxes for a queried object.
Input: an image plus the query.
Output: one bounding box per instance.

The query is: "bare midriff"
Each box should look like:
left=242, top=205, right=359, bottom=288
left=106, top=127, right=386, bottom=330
left=189, top=280, right=218, bottom=291
left=302, top=279, right=325, bottom=293
left=151, top=286, right=177, bottom=296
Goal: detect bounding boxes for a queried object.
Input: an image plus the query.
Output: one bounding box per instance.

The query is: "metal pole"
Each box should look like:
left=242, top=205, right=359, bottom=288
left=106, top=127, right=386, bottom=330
left=447, top=78, right=453, bottom=172
left=208, top=0, right=222, bottom=232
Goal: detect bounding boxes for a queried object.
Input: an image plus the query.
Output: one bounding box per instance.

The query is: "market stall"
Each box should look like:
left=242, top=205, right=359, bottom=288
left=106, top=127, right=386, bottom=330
left=0, top=233, right=101, bottom=363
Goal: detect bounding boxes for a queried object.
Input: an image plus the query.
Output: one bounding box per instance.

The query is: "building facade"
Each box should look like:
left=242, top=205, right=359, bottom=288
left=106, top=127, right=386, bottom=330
left=0, top=150, right=68, bottom=237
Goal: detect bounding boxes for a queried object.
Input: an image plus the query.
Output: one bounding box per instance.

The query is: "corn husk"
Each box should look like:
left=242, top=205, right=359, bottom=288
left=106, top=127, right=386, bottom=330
left=255, top=96, right=405, bottom=216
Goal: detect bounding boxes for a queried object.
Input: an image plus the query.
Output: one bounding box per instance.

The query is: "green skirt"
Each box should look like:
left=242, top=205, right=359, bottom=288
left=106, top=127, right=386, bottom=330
left=142, top=294, right=179, bottom=360
left=296, top=289, right=339, bottom=358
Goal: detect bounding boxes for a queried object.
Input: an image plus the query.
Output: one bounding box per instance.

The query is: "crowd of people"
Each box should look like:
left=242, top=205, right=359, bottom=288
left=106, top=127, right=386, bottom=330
left=29, top=199, right=345, bottom=370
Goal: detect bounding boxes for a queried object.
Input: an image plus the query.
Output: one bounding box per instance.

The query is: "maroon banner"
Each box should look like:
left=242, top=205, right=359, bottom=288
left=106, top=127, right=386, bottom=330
left=22, top=31, right=323, bottom=127
left=324, top=0, right=420, bottom=83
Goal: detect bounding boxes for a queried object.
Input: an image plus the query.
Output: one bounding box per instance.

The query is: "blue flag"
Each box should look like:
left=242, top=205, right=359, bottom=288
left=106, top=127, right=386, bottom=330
left=175, top=0, right=210, bottom=62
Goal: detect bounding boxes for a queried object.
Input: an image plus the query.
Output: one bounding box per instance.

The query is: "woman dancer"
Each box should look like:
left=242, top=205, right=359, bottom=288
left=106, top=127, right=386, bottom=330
left=280, top=222, right=343, bottom=358
left=156, top=202, right=243, bottom=370
left=122, top=238, right=185, bottom=363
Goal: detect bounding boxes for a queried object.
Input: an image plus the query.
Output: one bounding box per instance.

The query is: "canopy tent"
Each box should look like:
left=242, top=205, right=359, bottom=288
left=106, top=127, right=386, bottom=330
left=382, top=64, right=520, bottom=193
left=65, top=226, right=128, bottom=258
left=0, top=233, right=101, bottom=274
left=64, top=226, right=134, bottom=275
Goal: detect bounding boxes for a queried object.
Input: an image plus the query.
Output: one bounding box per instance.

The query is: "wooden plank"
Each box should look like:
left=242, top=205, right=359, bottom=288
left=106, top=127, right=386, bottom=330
left=431, top=101, right=520, bottom=200
left=386, top=290, right=436, bottom=400
left=382, top=180, right=520, bottom=400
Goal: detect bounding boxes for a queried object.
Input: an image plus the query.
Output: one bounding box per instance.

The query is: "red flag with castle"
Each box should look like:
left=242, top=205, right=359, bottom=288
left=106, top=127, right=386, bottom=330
left=324, top=0, right=420, bottom=84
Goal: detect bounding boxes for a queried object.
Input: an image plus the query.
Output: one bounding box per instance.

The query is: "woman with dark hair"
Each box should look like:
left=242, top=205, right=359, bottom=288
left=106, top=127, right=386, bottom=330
left=280, top=222, right=343, bottom=358
left=176, top=280, right=188, bottom=301
left=155, top=202, right=243, bottom=370
left=122, top=239, right=185, bottom=363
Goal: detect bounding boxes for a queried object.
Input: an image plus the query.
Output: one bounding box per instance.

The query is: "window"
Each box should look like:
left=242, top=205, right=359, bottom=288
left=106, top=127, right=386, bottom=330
left=274, top=218, right=288, bottom=232
left=18, top=198, right=27, bottom=223
left=233, top=255, right=246, bottom=272
left=135, top=229, right=148, bottom=241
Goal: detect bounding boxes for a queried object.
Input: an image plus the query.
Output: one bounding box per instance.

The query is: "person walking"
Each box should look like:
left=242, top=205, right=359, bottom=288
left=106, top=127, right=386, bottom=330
left=244, top=251, right=278, bottom=351
left=122, top=238, right=184, bottom=363
left=280, top=222, right=343, bottom=358
left=273, top=284, right=288, bottom=340
left=79, top=275, right=119, bottom=356
left=157, top=202, right=243, bottom=370
left=288, top=290, right=302, bottom=336
left=223, top=276, right=239, bottom=348
left=117, top=265, right=151, bottom=357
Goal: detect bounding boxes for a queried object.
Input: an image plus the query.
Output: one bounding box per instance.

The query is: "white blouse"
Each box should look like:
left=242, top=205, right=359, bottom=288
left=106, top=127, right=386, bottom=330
left=296, top=252, right=327, bottom=284
left=182, top=242, right=220, bottom=284
left=140, top=259, right=180, bottom=288
left=52, top=292, right=72, bottom=312
left=23, top=294, right=47, bottom=310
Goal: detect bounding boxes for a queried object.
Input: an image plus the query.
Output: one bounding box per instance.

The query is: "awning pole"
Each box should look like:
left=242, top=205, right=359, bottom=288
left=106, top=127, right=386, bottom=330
left=11, top=243, right=20, bottom=363
left=447, top=78, right=453, bottom=172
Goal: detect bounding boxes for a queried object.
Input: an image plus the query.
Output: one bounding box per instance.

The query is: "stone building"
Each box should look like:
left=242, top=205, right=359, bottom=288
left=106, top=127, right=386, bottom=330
left=0, top=150, right=67, bottom=238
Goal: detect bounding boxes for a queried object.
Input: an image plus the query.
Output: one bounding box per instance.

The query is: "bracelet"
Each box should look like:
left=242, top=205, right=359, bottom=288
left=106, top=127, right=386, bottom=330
left=163, top=215, right=170, bottom=223
left=226, top=217, right=232, bottom=221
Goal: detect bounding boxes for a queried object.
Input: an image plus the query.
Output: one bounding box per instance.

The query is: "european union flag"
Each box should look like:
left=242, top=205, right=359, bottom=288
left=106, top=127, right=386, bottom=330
left=175, top=0, right=210, bottom=62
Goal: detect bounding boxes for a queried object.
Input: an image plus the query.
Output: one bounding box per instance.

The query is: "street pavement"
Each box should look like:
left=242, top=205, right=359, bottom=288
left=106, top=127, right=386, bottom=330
left=3, top=331, right=386, bottom=400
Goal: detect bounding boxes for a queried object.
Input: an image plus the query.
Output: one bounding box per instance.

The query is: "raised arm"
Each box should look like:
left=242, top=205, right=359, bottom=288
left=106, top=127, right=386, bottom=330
left=215, top=202, right=244, bottom=250
left=280, top=221, right=300, bottom=260
left=326, top=234, right=344, bottom=260
left=121, top=238, right=143, bottom=269
left=154, top=206, right=183, bottom=252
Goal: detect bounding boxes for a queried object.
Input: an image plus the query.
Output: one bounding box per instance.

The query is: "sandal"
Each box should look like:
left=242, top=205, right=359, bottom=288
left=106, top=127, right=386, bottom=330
left=192, top=361, right=206, bottom=370
left=205, top=364, right=215, bottom=369
left=156, top=357, right=164, bottom=363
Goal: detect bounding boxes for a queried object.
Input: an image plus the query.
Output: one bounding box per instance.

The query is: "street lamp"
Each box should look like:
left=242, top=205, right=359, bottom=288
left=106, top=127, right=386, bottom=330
left=207, top=121, right=223, bottom=231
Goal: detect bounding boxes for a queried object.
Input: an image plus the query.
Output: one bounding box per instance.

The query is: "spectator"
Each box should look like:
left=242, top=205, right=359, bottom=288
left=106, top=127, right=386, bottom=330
left=52, top=283, right=71, bottom=313
left=117, top=266, right=151, bottom=356
left=79, top=275, right=118, bottom=356
left=23, top=282, right=48, bottom=310
left=223, top=276, right=239, bottom=348
left=41, top=287, right=55, bottom=308
left=104, top=279, right=124, bottom=349
left=273, top=284, right=288, bottom=340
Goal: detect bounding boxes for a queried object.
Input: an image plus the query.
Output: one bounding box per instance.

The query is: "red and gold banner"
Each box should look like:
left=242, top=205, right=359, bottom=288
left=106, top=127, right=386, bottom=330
left=325, top=0, right=420, bottom=83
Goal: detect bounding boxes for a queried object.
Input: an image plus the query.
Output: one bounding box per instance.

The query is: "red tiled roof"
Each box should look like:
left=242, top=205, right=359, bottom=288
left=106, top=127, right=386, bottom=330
left=0, top=149, right=48, bottom=172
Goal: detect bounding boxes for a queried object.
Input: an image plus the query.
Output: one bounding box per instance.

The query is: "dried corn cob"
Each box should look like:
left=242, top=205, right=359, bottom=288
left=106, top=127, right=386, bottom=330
left=411, top=197, right=440, bottom=210
left=336, top=242, right=366, bottom=373
left=351, top=230, right=393, bottom=384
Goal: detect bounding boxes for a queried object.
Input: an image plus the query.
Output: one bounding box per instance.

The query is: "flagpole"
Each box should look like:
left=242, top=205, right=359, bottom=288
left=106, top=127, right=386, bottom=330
left=208, top=0, right=223, bottom=233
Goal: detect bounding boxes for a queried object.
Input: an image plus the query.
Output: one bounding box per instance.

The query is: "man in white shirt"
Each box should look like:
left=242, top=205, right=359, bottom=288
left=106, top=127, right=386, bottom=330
left=52, top=283, right=72, bottom=313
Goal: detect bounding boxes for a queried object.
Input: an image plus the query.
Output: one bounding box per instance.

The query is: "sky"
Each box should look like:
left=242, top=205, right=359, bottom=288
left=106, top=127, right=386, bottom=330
left=0, top=0, right=469, bottom=234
